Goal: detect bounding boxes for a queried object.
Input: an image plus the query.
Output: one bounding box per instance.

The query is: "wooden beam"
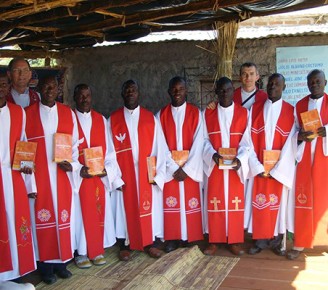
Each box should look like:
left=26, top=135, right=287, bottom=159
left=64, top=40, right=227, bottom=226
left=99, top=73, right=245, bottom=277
left=0, top=0, right=34, bottom=8
left=0, top=49, right=61, bottom=59
left=18, top=26, right=59, bottom=33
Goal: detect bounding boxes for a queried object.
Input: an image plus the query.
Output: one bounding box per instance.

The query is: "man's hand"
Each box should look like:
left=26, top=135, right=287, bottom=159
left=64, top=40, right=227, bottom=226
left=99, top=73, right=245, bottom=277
left=20, top=166, right=33, bottom=175
left=58, top=160, right=73, bottom=172
left=97, top=168, right=107, bottom=178
left=207, top=101, right=216, bottom=110
left=298, top=128, right=315, bottom=142
left=212, top=153, right=222, bottom=167
left=317, top=126, right=326, bottom=137
left=173, top=167, right=187, bottom=182
left=80, top=165, right=93, bottom=178
left=28, top=192, right=37, bottom=199
left=232, top=158, right=241, bottom=171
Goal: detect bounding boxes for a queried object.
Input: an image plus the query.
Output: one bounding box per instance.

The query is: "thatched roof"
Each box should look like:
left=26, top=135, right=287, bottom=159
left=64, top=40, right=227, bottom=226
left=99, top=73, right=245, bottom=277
left=0, top=0, right=327, bottom=52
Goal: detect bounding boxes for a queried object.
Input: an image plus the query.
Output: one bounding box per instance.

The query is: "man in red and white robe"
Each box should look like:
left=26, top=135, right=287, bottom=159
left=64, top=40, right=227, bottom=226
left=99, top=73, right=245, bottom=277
left=73, top=84, right=123, bottom=268
left=203, top=77, right=249, bottom=256
left=245, top=73, right=296, bottom=256
left=287, top=69, right=328, bottom=260
left=25, top=76, right=80, bottom=284
left=157, top=76, right=204, bottom=253
left=108, top=80, right=166, bottom=261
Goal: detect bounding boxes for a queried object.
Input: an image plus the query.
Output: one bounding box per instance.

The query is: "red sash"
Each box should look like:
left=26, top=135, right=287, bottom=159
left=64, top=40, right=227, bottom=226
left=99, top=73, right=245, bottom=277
left=0, top=103, right=35, bottom=275
left=111, top=107, right=155, bottom=250
left=6, top=89, right=39, bottom=106
left=251, top=100, right=294, bottom=239
left=76, top=110, right=106, bottom=259
left=233, top=87, right=267, bottom=107
left=295, top=94, right=328, bottom=248
left=159, top=103, right=203, bottom=242
left=205, top=104, right=247, bottom=243
left=25, top=102, right=73, bottom=261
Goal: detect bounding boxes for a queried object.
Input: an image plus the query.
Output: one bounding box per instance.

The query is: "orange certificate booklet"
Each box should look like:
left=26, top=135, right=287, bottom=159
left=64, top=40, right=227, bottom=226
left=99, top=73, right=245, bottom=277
left=147, top=156, right=156, bottom=184
left=218, top=148, right=237, bottom=169
left=53, top=133, right=72, bottom=163
left=83, top=146, right=104, bottom=176
left=12, top=141, right=37, bottom=170
left=171, top=150, right=189, bottom=167
left=263, top=150, right=281, bottom=176
left=300, top=109, right=322, bottom=138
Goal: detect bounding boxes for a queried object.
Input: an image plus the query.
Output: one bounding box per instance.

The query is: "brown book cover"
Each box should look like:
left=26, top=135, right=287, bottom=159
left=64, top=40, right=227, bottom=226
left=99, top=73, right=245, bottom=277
left=147, top=156, right=156, bottom=184
left=300, top=109, right=322, bottom=138
left=263, top=150, right=281, bottom=176
left=171, top=150, right=189, bottom=167
left=218, top=148, right=237, bottom=169
left=12, top=141, right=37, bottom=170
left=83, top=146, right=104, bottom=176
left=53, top=133, right=72, bottom=163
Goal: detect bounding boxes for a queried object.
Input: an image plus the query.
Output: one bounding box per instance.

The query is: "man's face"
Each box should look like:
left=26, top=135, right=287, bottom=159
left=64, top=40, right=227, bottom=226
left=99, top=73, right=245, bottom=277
left=8, top=60, right=32, bottom=90
left=122, top=83, right=139, bottom=110
left=40, top=77, right=58, bottom=106
left=168, top=81, right=187, bottom=107
left=267, top=75, right=285, bottom=103
left=0, top=76, right=10, bottom=99
left=240, top=66, right=259, bottom=91
left=307, top=72, right=327, bottom=99
left=75, top=88, right=92, bottom=113
left=216, top=82, right=234, bottom=107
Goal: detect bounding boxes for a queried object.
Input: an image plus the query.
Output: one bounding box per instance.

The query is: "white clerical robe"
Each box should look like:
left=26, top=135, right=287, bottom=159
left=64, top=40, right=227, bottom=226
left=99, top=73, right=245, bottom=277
left=241, top=88, right=257, bottom=110
left=108, top=106, right=166, bottom=244
left=244, top=99, right=296, bottom=236
left=11, top=88, right=40, bottom=108
left=74, top=110, right=124, bottom=255
left=29, top=103, right=80, bottom=263
left=203, top=102, right=250, bottom=235
left=0, top=104, right=36, bottom=281
left=156, top=102, right=204, bottom=241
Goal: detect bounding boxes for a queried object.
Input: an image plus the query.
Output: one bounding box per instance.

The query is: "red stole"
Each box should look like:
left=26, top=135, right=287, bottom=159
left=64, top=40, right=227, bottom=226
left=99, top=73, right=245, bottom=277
left=0, top=103, right=34, bottom=275
left=25, top=102, right=73, bottom=261
left=159, top=103, right=203, bottom=242
left=233, top=87, right=267, bottom=107
left=76, top=110, right=106, bottom=259
left=251, top=100, right=294, bottom=239
left=295, top=94, right=328, bottom=248
left=6, top=89, right=39, bottom=106
left=111, top=107, right=155, bottom=250
left=205, top=103, right=247, bottom=244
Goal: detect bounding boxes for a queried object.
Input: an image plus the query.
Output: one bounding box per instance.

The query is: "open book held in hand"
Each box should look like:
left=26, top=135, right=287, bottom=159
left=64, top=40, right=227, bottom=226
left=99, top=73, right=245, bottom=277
left=12, top=141, right=37, bottom=171
left=218, top=148, right=237, bottom=169
left=53, top=133, right=72, bottom=163
left=300, top=109, right=322, bottom=139
left=83, top=146, right=104, bottom=176
left=171, top=150, right=189, bottom=167
left=263, top=150, right=281, bottom=176
left=147, top=156, right=156, bottom=184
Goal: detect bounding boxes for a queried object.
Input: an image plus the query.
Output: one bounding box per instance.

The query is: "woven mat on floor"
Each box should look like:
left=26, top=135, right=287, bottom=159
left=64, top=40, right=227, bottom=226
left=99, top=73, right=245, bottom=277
left=36, top=246, right=239, bottom=290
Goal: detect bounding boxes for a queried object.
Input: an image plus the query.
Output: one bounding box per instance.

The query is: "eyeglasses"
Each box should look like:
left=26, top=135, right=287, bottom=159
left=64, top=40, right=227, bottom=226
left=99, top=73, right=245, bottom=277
left=11, top=68, right=31, bottom=74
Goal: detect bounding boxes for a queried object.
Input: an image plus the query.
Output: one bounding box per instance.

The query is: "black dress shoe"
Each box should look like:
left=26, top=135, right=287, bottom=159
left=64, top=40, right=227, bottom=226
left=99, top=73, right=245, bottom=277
left=287, top=249, right=301, bottom=260
left=42, top=273, right=57, bottom=284
left=272, top=247, right=286, bottom=256
left=165, top=240, right=179, bottom=253
left=55, top=268, right=72, bottom=279
left=248, top=246, right=262, bottom=255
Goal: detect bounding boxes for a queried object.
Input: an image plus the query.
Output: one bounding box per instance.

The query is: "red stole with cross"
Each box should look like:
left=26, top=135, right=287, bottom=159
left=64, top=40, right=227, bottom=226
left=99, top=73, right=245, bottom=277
left=111, top=107, right=155, bottom=250
left=205, top=103, right=247, bottom=244
left=6, top=89, right=39, bottom=106
left=295, top=94, right=328, bottom=248
left=25, top=102, right=73, bottom=261
left=251, top=100, right=294, bottom=239
left=233, top=87, right=267, bottom=107
left=160, top=103, right=203, bottom=242
left=0, top=103, right=34, bottom=275
left=76, top=110, right=106, bottom=259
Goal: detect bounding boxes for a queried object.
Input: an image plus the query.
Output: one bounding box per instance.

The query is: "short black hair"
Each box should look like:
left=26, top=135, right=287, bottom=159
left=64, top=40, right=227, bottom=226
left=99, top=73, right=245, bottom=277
left=307, top=69, right=325, bottom=81
left=268, top=73, right=285, bottom=83
left=7, top=57, right=31, bottom=71
left=73, top=83, right=91, bottom=100
left=215, top=76, right=233, bottom=88
left=121, top=79, right=138, bottom=95
left=168, top=76, right=186, bottom=89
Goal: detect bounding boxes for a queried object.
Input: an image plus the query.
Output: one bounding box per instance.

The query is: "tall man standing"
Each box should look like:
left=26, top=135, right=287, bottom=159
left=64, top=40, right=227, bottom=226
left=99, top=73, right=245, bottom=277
left=109, top=80, right=166, bottom=261
left=73, top=84, right=123, bottom=268
left=287, top=69, right=328, bottom=260
left=157, top=76, right=204, bottom=253
left=25, top=76, right=80, bottom=284
left=6, top=57, right=39, bottom=108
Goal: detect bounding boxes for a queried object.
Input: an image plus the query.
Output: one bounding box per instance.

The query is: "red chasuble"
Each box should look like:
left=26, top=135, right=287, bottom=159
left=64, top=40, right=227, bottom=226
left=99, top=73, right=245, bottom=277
left=159, top=103, right=203, bottom=242
left=111, top=107, right=155, bottom=251
left=233, top=87, right=267, bottom=107
left=0, top=103, right=34, bottom=275
left=295, top=94, right=328, bottom=248
left=6, top=89, right=39, bottom=106
left=205, top=103, right=247, bottom=244
left=25, top=102, right=73, bottom=261
left=76, top=110, right=106, bottom=259
left=251, top=100, right=294, bottom=239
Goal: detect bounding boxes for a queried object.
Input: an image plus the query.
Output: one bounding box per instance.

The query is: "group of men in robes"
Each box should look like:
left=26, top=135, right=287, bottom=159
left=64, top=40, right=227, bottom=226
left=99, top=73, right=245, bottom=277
left=1, top=57, right=328, bottom=288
